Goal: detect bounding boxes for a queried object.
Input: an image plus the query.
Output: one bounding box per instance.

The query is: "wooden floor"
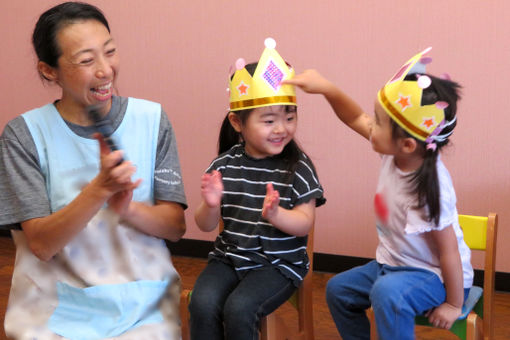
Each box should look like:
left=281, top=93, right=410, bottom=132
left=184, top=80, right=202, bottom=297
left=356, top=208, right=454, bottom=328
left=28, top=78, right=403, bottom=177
left=1, top=236, right=510, bottom=339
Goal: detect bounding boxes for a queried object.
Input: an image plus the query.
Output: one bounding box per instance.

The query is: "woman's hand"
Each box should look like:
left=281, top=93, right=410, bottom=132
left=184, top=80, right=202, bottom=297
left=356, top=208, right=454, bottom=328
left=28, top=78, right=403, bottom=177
left=92, top=134, right=141, bottom=200
left=200, top=170, right=223, bottom=208
left=425, top=302, right=462, bottom=330
left=262, top=183, right=280, bottom=221
left=108, top=189, right=134, bottom=217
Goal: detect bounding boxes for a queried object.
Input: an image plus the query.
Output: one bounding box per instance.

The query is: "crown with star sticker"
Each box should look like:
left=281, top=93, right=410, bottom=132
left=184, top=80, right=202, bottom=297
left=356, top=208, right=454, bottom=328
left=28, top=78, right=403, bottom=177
left=377, top=47, right=451, bottom=142
left=228, top=38, right=296, bottom=112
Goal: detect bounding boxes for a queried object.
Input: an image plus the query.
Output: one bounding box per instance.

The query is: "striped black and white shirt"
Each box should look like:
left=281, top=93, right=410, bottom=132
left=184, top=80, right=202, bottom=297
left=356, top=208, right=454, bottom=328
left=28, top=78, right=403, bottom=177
left=206, top=144, right=325, bottom=286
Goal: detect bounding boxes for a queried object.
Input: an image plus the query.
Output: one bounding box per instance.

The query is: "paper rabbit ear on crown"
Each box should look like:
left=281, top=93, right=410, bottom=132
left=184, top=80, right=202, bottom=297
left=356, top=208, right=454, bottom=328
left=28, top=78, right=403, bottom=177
left=228, top=37, right=297, bottom=112
left=377, top=47, right=452, bottom=143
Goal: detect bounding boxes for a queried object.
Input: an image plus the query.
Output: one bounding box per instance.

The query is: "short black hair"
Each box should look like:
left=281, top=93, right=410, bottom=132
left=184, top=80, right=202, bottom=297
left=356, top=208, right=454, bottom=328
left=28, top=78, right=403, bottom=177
left=32, top=2, right=109, bottom=78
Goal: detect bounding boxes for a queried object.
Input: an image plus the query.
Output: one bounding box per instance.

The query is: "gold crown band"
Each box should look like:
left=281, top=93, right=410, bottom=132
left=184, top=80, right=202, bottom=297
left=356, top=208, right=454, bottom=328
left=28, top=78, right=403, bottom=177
left=230, top=96, right=297, bottom=111
left=379, top=88, right=428, bottom=139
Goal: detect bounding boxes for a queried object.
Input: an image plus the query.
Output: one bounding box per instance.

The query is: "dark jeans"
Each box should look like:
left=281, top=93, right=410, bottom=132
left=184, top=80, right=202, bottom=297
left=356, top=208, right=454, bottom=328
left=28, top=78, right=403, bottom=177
left=188, top=259, right=296, bottom=340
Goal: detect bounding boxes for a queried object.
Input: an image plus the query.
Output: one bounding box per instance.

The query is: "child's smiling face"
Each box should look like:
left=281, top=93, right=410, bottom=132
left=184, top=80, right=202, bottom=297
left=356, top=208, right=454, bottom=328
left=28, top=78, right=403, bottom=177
left=230, top=105, right=297, bottom=159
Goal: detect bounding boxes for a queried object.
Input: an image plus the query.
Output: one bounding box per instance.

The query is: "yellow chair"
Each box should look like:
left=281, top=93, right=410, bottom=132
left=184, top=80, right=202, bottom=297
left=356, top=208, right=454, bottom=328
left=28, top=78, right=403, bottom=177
left=180, top=221, right=315, bottom=340
left=367, top=213, right=498, bottom=340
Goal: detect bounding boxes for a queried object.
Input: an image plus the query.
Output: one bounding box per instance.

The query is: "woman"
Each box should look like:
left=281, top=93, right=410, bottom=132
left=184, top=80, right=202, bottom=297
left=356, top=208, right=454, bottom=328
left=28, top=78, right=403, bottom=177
left=0, top=2, right=187, bottom=339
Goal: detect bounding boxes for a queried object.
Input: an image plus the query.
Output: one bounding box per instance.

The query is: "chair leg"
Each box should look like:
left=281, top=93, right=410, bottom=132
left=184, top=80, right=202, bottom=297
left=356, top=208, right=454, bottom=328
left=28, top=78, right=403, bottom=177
left=260, top=313, right=292, bottom=340
left=298, top=279, right=315, bottom=340
left=366, top=307, right=378, bottom=340
left=466, top=312, right=483, bottom=340
left=180, top=289, right=191, bottom=340
left=260, top=315, right=271, bottom=340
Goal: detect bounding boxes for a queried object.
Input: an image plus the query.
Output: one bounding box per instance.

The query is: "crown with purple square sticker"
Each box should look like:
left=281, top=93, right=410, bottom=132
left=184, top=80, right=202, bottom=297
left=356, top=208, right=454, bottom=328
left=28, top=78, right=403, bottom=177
left=377, top=47, right=454, bottom=143
left=228, top=38, right=296, bottom=111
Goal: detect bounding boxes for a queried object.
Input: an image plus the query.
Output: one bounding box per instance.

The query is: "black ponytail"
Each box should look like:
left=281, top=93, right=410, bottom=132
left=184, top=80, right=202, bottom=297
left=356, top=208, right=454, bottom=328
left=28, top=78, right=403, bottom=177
left=218, top=113, right=241, bottom=154
left=393, top=74, right=461, bottom=225
left=408, top=149, right=441, bottom=225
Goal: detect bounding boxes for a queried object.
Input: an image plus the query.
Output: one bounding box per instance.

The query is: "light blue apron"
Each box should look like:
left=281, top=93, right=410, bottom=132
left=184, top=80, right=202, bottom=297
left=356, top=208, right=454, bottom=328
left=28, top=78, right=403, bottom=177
left=4, top=98, right=181, bottom=340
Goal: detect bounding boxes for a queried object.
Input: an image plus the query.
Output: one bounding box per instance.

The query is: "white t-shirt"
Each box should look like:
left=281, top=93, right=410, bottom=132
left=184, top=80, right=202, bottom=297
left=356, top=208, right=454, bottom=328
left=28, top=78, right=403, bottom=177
left=374, top=155, right=473, bottom=288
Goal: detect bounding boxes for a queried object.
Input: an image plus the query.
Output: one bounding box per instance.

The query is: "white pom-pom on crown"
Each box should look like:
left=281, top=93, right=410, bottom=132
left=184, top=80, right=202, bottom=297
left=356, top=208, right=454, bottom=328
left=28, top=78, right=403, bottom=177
left=417, top=75, right=432, bottom=89
left=264, top=37, right=276, bottom=49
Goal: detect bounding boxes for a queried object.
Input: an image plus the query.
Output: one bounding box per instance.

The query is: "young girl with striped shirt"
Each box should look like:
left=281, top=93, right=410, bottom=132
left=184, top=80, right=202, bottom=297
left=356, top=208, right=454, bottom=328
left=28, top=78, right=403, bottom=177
left=189, top=39, right=325, bottom=340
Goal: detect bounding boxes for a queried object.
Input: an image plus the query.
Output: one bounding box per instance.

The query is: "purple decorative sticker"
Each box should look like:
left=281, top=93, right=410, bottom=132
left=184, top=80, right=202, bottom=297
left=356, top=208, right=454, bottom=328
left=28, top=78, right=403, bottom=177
left=263, top=60, right=284, bottom=91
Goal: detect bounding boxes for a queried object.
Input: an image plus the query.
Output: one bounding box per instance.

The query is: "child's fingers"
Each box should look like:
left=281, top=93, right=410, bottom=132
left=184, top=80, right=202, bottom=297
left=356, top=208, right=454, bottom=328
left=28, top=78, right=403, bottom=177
left=266, top=182, right=274, bottom=194
left=264, top=184, right=279, bottom=209
left=201, top=173, right=211, bottom=186
left=281, top=78, right=298, bottom=86
left=201, top=172, right=223, bottom=192
left=282, top=73, right=309, bottom=86
left=211, top=170, right=222, bottom=183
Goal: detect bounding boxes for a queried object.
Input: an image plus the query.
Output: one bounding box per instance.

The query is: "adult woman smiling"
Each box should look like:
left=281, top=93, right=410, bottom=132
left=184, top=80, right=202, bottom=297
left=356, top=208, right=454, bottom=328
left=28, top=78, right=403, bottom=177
left=0, top=2, right=187, bottom=339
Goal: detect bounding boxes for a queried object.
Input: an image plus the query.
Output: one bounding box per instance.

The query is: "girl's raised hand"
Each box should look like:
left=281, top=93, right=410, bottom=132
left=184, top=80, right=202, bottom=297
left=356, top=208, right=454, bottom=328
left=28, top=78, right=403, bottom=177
left=262, top=183, right=280, bottom=221
left=282, top=69, right=333, bottom=94
left=201, top=170, right=223, bottom=208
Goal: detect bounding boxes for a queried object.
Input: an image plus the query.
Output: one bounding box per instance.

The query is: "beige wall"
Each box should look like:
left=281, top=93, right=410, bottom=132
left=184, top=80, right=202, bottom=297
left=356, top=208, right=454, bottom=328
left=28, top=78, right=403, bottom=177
left=1, top=1, right=509, bottom=272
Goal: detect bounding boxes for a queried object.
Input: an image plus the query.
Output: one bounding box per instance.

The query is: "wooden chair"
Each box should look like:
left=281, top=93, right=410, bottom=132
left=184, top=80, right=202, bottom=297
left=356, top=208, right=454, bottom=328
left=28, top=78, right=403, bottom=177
left=367, top=213, right=498, bottom=340
left=180, top=221, right=315, bottom=340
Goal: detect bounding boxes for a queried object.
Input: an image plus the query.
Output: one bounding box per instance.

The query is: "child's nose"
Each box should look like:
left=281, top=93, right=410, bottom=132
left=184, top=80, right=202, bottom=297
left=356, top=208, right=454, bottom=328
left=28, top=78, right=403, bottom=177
left=273, top=121, right=284, bottom=133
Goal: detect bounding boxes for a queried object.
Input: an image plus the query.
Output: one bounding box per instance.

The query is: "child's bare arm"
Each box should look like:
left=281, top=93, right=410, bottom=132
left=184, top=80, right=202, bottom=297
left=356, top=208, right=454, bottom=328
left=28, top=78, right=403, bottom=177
left=262, top=183, right=315, bottom=237
left=284, top=69, right=372, bottom=140
left=426, top=226, right=464, bottom=329
left=194, top=170, right=222, bottom=232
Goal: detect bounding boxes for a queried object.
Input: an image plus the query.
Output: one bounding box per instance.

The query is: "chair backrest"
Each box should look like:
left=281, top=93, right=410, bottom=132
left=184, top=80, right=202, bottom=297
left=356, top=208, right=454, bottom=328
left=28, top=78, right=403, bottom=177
left=458, top=213, right=498, bottom=340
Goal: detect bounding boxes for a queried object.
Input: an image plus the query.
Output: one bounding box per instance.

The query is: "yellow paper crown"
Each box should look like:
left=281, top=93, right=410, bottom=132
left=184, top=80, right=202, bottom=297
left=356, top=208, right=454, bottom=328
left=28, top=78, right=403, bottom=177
left=229, top=38, right=296, bottom=112
left=377, top=47, right=448, bottom=142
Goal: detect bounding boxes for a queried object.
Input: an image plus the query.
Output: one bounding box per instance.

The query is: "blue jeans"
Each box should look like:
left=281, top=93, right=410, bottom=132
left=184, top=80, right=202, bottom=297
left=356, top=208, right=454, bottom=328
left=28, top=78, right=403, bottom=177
left=188, top=259, right=296, bottom=340
left=326, top=260, right=469, bottom=340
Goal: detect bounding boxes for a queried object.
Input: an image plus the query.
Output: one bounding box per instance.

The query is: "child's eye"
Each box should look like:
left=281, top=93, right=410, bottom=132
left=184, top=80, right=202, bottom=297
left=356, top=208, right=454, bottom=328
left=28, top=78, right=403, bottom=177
left=106, top=48, right=116, bottom=56
left=264, top=120, right=274, bottom=124
left=287, top=116, right=295, bottom=122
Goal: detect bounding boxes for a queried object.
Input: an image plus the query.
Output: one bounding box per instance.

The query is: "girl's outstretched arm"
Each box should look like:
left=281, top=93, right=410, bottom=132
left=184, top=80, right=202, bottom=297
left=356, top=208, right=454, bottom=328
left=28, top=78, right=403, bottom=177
left=194, top=170, right=223, bottom=232
left=262, top=183, right=315, bottom=237
left=425, top=225, right=464, bottom=329
left=284, top=69, right=372, bottom=140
